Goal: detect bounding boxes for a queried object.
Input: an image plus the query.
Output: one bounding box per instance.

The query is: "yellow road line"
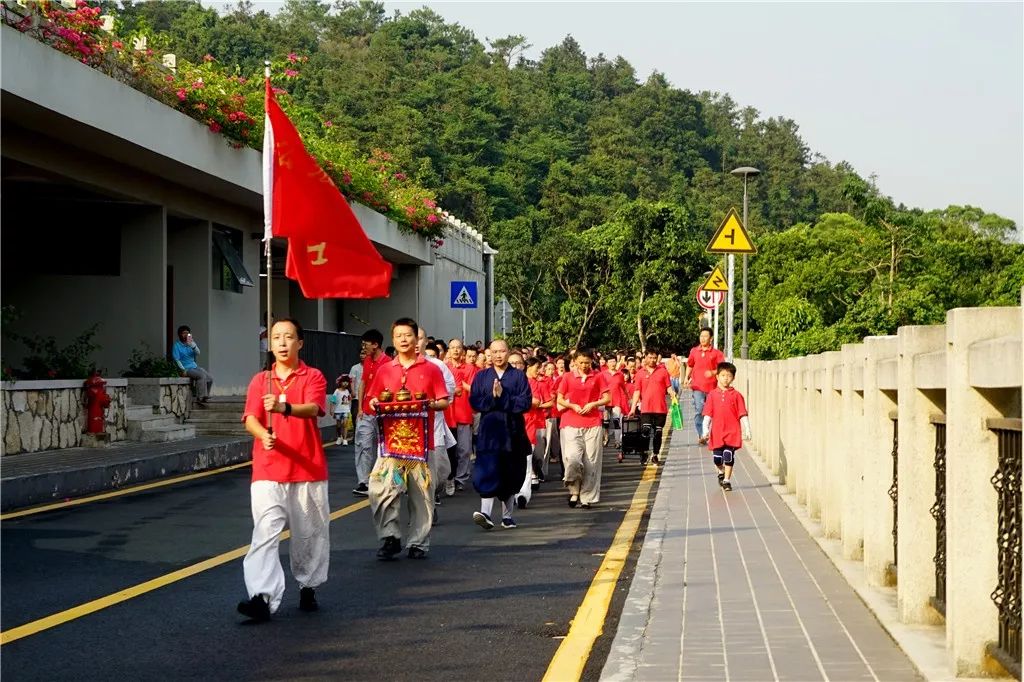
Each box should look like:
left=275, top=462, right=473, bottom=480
left=0, top=462, right=254, bottom=521
left=0, top=499, right=369, bottom=646
left=542, top=464, right=659, bottom=682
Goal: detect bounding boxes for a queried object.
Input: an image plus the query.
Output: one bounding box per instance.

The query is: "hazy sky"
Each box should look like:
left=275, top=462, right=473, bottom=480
left=218, top=1, right=1024, bottom=229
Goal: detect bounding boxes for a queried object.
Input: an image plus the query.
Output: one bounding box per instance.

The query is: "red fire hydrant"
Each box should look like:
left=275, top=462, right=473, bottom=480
left=83, top=372, right=111, bottom=434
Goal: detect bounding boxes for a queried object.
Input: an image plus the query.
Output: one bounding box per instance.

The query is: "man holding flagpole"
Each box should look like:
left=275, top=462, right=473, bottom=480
left=237, top=318, right=329, bottom=622
left=246, top=64, right=395, bottom=610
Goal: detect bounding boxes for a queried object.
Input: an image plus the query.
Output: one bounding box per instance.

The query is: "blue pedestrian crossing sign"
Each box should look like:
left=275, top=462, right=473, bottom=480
left=450, top=281, right=478, bottom=309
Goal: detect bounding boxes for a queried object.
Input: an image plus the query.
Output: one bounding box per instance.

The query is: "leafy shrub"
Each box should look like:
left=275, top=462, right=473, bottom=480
left=17, top=325, right=101, bottom=380
left=122, top=344, right=182, bottom=378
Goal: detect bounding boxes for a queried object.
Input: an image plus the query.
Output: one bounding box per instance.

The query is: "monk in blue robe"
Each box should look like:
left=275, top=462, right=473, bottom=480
left=469, top=339, right=532, bottom=529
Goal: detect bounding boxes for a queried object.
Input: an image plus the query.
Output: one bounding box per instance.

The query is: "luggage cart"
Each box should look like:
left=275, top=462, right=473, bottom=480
left=619, top=416, right=653, bottom=464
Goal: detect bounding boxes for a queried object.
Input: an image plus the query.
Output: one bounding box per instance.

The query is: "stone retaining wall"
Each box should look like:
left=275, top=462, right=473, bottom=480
left=126, top=378, right=192, bottom=421
left=2, top=379, right=128, bottom=455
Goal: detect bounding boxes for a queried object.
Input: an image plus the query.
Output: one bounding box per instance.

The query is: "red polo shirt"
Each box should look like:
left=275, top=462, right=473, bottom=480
left=604, top=368, right=628, bottom=412
left=526, top=376, right=552, bottom=433
left=242, top=361, right=328, bottom=483
left=364, top=355, right=448, bottom=449
left=360, top=351, right=390, bottom=415
left=556, top=371, right=609, bottom=429
left=687, top=345, right=725, bottom=393
left=448, top=361, right=476, bottom=425
left=702, top=386, right=748, bottom=450
left=638, top=365, right=672, bottom=414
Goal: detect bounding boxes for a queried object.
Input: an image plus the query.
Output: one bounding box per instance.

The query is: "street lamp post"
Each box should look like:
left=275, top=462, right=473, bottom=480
left=730, top=166, right=760, bottom=360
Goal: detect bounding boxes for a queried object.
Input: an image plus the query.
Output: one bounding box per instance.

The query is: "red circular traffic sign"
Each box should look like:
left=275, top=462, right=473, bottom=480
left=696, top=287, right=724, bottom=310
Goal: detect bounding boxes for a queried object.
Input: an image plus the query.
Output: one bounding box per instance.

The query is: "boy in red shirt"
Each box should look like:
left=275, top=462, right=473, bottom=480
left=515, top=356, right=554, bottom=509
left=237, top=318, right=329, bottom=622
left=363, top=318, right=450, bottom=560
left=701, top=362, right=752, bottom=491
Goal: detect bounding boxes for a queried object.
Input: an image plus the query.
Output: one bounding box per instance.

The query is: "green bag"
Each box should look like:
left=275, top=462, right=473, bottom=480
left=670, top=398, right=683, bottom=430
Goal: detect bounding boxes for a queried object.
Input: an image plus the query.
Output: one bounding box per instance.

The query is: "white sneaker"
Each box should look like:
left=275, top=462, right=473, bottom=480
left=335, top=438, right=342, bottom=445
left=444, top=480, right=456, bottom=497
left=342, top=439, right=348, bottom=446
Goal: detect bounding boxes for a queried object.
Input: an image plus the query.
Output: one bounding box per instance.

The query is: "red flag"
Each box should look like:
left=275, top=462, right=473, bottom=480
left=264, top=79, right=392, bottom=298
left=285, top=238, right=392, bottom=299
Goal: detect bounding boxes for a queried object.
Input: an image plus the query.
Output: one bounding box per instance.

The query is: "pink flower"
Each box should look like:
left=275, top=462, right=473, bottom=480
left=405, top=206, right=416, bottom=216
left=422, top=198, right=436, bottom=209
left=203, top=54, right=215, bottom=63
left=191, top=80, right=204, bottom=90
left=176, top=89, right=187, bottom=101
left=287, top=52, right=299, bottom=63
left=112, top=40, right=123, bottom=49
left=323, top=120, right=333, bottom=128
left=228, top=112, right=238, bottom=122
left=165, top=75, right=174, bottom=82
left=196, top=103, right=208, bottom=111
left=208, top=120, right=222, bottom=134
left=341, top=171, right=352, bottom=185
left=427, top=214, right=439, bottom=223
left=285, top=69, right=299, bottom=78
left=237, top=77, right=248, bottom=85
left=393, top=172, right=407, bottom=181
left=272, top=87, right=287, bottom=95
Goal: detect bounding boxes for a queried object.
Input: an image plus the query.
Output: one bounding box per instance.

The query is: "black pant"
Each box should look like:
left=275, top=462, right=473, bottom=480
left=446, top=444, right=458, bottom=480
left=639, top=413, right=667, bottom=454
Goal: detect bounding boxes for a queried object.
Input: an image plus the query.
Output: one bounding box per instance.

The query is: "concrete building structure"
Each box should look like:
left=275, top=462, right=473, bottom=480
left=1, top=26, right=495, bottom=396
left=738, top=299, right=1023, bottom=679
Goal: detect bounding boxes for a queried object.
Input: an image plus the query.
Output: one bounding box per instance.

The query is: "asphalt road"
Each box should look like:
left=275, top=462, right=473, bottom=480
left=1, top=442, right=656, bottom=681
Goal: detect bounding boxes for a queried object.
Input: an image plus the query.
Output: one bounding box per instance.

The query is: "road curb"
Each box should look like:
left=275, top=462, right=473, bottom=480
left=0, top=425, right=338, bottom=512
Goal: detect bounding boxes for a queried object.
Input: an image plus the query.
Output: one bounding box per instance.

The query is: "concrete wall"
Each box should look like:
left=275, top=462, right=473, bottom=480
left=3, top=204, right=166, bottom=377
left=739, top=300, right=1023, bottom=679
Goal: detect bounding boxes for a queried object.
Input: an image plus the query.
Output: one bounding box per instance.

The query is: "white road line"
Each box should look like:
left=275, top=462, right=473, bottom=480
left=701, top=449, right=731, bottom=682
left=749, top=478, right=881, bottom=682
left=676, top=444, right=693, bottom=681
left=724, top=465, right=780, bottom=681
left=734, top=458, right=830, bottom=681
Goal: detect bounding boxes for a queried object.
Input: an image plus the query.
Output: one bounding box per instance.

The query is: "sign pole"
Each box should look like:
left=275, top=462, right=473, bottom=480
left=713, top=299, right=719, bottom=351
left=726, top=254, right=734, bottom=360
left=741, top=174, right=750, bottom=360
left=462, top=309, right=466, bottom=342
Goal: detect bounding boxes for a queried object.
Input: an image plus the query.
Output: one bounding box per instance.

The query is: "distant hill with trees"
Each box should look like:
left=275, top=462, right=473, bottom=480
left=115, top=0, right=1022, bottom=355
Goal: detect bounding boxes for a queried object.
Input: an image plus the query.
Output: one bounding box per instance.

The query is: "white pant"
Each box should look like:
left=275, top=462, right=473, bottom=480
left=243, top=480, right=330, bottom=614
left=518, top=428, right=547, bottom=505
left=428, top=445, right=451, bottom=499
left=561, top=425, right=604, bottom=504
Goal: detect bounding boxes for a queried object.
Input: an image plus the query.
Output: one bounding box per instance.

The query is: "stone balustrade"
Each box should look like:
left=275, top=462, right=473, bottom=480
left=737, top=301, right=1023, bottom=679
left=2, top=379, right=128, bottom=454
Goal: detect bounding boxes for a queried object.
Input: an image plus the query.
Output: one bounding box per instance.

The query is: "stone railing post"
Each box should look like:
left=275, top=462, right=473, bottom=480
left=945, top=306, right=1021, bottom=676
left=841, top=342, right=867, bottom=560
left=896, top=324, right=946, bottom=625
left=863, top=335, right=899, bottom=586
left=821, top=350, right=844, bottom=538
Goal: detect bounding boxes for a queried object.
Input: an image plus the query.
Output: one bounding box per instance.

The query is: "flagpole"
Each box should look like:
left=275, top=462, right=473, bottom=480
left=263, top=59, right=274, bottom=434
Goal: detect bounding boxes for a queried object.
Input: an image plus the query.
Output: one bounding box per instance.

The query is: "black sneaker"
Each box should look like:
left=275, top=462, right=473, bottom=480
left=472, top=511, right=494, bottom=530
left=501, top=517, right=517, bottom=529
left=237, top=594, right=270, bottom=622
left=568, top=495, right=579, bottom=508
left=352, top=483, right=369, bottom=497
left=298, top=587, right=318, bottom=612
left=516, top=495, right=527, bottom=510
left=718, top=472, right=725, bottom=486
left=407, top=546, right=427, bottom=559
left=580, top=502, right=592, bottom=509
left=722, top=480, right=733, bottom=492
left=651, top=455, right=660, bottom=465
left=376, top=536, right=401, bottom=560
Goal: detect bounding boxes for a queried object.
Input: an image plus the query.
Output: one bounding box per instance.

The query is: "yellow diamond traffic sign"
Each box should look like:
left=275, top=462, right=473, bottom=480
left=706, top=208, right=756, bottom=254
left=701, top=264, right=729, bottom=292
